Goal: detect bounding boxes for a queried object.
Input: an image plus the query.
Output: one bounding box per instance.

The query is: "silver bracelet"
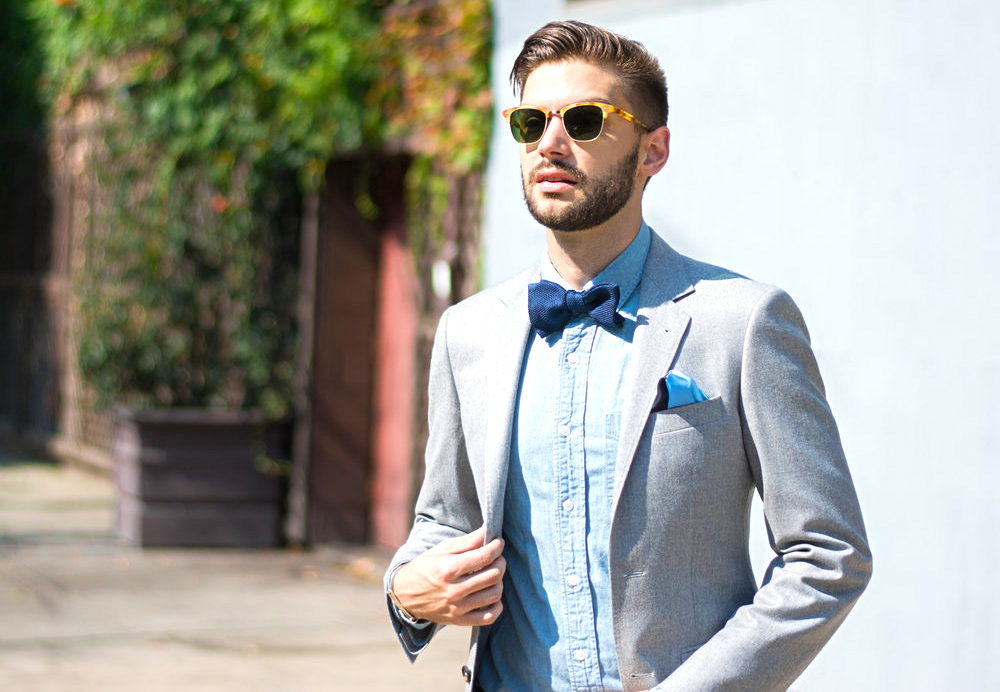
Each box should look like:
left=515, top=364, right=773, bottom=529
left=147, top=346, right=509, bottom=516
left=387, top=586, right=427, bottom=627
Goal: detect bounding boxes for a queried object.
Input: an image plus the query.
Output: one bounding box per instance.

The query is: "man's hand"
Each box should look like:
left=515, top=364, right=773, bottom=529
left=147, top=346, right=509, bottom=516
left=391, top=525, right=506, bottom=626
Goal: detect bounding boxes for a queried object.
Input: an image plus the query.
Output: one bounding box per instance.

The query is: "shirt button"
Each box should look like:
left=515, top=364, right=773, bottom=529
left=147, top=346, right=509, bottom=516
left=566, top=352, right=579, bottom=364
left=566, top=574, right=580, bottom=587
left=562, top=498, right=574, bottom=512
left=574, top=649, right=587, bottom=662
left=559, top=423, right=571, bottom=436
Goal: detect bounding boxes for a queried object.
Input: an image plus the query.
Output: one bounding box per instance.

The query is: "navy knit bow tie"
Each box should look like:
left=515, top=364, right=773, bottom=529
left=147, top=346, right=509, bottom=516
left=527, top=279, right=625, bottom=338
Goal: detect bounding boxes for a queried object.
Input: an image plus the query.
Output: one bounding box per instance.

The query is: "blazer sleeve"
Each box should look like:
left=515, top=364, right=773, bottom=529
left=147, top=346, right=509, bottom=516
left=384, top=307, right=485, bottom=660
left=655, top=287, right=873, bottom=691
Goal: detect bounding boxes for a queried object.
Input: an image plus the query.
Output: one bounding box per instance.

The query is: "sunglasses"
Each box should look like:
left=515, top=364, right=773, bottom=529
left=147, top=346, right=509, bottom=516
left=502, top=101, right=652, bottom=144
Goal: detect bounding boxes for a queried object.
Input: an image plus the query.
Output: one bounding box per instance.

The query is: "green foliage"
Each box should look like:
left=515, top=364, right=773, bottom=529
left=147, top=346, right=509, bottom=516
left=22, top=0, right=493, bottom=416
left=371, top=0, right=493, bottom=286
left=74, top=161, right=302, bottom=414
left=29, top=0, right=388, bottom=415
left=1, top=0, right=46, bottom=131
left=32, top=0, right=383, bottom=190
left=372, top=0, right=493, bottom=174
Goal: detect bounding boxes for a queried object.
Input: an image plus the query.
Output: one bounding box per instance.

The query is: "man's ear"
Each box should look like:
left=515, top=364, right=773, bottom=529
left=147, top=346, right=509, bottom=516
left=639, top=126, right=670, bottom=177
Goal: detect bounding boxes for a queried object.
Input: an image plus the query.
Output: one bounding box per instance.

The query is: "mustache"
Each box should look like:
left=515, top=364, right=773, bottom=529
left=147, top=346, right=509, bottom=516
left=529, top=159, right=587, bottom=183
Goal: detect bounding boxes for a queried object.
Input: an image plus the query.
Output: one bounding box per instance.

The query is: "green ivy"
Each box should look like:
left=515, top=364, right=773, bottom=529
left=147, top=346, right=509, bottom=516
left=32, top=0, right=383, bottom=189
left=27, top=0, right=386, bottom=415
left=1, top=0, right=46, bottom=132
left=22, top=0, right=492, bottom=417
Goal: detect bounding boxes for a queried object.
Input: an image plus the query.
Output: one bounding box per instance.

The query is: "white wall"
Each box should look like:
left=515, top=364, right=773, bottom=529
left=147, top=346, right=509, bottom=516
left=483, top=0, right=1000, bottom=689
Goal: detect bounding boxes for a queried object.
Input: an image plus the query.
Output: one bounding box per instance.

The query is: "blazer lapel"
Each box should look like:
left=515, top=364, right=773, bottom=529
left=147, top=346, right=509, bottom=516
left=480, top=273, right=534, bottom=542
left=613, top=234, right=695, bottom=502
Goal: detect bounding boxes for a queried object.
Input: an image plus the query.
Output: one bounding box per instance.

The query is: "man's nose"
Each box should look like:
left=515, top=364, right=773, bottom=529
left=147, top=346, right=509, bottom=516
left=534, top=113, right=572, bottom=157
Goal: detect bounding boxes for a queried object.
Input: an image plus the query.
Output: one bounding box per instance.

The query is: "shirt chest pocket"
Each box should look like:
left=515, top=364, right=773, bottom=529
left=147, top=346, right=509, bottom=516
left=649, top=395, right=725, bottom=436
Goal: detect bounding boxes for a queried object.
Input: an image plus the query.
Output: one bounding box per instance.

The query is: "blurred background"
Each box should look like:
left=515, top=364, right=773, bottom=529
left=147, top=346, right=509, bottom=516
left=1, top=0, right=493, bottom=550
left=2, top=0, right=998, bottom=690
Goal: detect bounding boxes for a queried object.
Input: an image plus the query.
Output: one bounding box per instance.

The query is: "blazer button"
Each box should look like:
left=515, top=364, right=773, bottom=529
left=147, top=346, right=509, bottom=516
left=461, top=665, right=472, bottom=682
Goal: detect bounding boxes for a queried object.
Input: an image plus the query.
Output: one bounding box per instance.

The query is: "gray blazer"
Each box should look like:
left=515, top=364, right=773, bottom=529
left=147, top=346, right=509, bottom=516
left=386, top=231, right=872, bottom=692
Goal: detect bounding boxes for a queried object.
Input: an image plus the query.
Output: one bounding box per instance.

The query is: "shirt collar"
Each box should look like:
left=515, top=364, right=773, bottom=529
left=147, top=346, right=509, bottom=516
left=539, top=220, right=651, bottom=307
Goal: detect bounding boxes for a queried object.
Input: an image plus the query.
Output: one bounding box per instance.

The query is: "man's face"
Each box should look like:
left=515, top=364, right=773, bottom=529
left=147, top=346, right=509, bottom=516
left=516, top=59, right=644, bottom=232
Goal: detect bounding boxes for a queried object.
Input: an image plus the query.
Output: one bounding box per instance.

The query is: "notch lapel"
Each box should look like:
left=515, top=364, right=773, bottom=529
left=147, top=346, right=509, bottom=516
left=480, top=275, right=533, bottom=542
left=613, top=234, right=695, bottom=503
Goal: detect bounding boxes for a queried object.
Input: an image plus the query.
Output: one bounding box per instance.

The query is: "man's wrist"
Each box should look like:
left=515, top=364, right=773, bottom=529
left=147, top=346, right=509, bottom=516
left=387, top=576, right=430, bottom=628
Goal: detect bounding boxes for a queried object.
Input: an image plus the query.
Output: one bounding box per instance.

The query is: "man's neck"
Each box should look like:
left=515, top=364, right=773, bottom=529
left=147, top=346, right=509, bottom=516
left=545, top=208, right=643, bottom=289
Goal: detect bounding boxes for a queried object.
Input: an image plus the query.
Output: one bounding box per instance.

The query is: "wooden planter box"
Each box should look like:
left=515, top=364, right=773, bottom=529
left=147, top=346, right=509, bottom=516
left=113, top=408, right=290, bottom=548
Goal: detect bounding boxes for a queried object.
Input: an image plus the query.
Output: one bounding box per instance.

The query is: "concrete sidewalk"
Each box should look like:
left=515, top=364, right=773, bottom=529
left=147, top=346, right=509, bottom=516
left=0, top=451, right=469, bottom=692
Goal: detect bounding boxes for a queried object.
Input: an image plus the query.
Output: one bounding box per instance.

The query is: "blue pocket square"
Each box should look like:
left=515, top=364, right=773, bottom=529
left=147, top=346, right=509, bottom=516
left=651, top=370, right=708, bottom=412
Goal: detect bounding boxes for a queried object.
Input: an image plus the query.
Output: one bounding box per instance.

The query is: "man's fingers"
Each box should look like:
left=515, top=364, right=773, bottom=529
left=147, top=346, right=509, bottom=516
left=458, top=554, right=506, bottom=592
left=458, top=579, right=504, bottom=613
left=430, top=526, right=504, bottom=577
left=435, top=524, right=487, bottom=554
left=456, top=537, right=505, bottom=576
left=392, top=529, right=507, bottom=626
left=454, top=600, right=504, bottom=627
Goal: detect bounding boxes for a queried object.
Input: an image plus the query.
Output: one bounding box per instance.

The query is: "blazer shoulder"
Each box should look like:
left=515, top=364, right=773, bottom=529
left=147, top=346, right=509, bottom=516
left=678, top=260, right=813, bottom=350
left=442, top=265, right=535, bottom=322
left=647, top=231, right=781, bottom=311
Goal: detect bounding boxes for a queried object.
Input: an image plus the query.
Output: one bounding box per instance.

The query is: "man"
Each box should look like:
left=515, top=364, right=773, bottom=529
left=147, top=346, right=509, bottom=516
left=385, top=20, right=871, bottom=692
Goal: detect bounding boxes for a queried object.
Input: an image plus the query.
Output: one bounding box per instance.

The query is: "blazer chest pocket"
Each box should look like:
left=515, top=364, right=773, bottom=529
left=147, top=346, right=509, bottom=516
left=650, top=395, right=725, bottom=436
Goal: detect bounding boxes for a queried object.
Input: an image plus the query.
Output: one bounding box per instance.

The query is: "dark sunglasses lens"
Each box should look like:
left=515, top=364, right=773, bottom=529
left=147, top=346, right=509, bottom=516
left=563, top=105, right=605, bottom=141
left=509, top=109, right=548, bottom=143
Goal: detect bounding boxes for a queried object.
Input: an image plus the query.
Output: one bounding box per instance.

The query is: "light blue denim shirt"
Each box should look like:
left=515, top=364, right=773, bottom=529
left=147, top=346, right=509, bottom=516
left=479, top=222, right=651, bottom=692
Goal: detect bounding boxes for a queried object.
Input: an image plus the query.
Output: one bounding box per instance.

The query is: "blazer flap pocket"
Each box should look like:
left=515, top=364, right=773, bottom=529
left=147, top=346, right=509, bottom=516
left=651, top=395, right=725, bottom=435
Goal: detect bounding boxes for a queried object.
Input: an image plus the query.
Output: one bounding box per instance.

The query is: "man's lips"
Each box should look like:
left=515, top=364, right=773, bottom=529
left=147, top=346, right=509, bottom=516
left=534, top=169, right=578, bottom=193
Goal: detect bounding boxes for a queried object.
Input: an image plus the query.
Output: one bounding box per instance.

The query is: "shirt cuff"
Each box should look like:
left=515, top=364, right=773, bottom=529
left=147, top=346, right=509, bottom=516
left=386, top=563, right=431, bottom=629
left=391, top=599, right=432, bottom=629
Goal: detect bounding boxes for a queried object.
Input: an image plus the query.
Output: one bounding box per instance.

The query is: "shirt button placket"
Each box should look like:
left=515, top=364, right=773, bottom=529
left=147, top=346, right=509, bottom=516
left=560, top=327, right=597, bottom=689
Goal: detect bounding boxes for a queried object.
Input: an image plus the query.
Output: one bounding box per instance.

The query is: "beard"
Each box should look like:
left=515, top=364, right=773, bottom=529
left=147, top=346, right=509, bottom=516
left=522, top=143, right=640, bottom=232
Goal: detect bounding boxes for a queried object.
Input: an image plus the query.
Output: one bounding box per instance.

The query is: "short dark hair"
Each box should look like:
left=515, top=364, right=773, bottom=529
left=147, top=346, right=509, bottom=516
left=510, top=20, right=668, bottom=128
